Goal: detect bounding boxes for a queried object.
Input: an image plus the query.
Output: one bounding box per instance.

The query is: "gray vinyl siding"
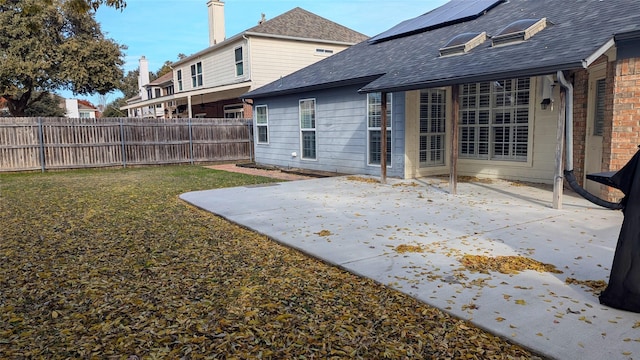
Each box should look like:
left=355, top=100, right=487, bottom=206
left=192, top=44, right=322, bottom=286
left=253, top=85, right=405, bottom=178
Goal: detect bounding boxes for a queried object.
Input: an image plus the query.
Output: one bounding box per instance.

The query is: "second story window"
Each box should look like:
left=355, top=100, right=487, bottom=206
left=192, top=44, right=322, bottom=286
left=147, top=89, right=152, bottom=99
left=177, top=70, right=183, bottom=91
left=235, top=47, right=244, bottom=76
left=165, top=85, right=174, bottom=96
left=191, top=62, right=203, bottom=87
left=154, top=88, right=161, bottom=98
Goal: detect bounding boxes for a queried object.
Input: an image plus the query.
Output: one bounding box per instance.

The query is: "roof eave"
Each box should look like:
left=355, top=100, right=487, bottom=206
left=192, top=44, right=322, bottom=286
left=242, top=74, right=384, bottom=99
left=358, top=62, right=586, bottom=93
left=583, top=37, right=616, bottom=68
left=243, top=31, right=364, bottom=46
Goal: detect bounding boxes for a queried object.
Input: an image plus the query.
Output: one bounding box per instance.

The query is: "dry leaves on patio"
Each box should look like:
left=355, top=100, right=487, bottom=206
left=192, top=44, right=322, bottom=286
left=0, top=166, right=540, bottom=359
left=565, top=277, right=608, bottom=295
left=460, top=254, right=564, bottom=275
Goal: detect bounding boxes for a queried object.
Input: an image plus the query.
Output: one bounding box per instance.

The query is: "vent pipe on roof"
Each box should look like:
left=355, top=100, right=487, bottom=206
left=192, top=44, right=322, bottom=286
left=207, top=0, right=226, bottom=46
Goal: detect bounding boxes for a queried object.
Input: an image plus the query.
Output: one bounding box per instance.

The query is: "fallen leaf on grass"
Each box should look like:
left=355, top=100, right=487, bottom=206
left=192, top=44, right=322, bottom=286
left=0, top=167, right=541, bottom=359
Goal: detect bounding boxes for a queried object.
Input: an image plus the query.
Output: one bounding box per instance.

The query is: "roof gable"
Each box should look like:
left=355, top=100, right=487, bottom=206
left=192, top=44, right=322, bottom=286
left=147, top=72, right=173, bottom=87
left=174, top=7, right=368, bottom=67
left=244, top=0, right=640, bottom=99
left=245, top=7, right=368, bottom=44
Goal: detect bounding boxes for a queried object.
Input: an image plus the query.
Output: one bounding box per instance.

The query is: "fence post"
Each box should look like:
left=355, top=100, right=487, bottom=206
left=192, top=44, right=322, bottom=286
left=38, top=117, right=46, bottom=172
left=247, top=120, right=254, bottom=162
left=189, top=118, right=194, bottom=165
left=120, top=118, right=127, bottom=168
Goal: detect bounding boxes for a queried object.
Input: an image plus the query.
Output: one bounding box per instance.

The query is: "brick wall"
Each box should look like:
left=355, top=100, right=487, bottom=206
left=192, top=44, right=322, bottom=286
left=572, top=68, right=588, bottom=185
left=606, top=57, right=640, bottom=200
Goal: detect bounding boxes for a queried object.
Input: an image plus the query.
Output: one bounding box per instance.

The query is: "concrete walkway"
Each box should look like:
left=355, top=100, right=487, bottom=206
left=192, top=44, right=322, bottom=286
left=180, top=175, right=640, bottom=360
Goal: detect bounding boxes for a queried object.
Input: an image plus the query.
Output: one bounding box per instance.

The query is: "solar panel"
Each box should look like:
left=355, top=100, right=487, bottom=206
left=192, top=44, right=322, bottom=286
left=369, top=0, right=504, bottom=43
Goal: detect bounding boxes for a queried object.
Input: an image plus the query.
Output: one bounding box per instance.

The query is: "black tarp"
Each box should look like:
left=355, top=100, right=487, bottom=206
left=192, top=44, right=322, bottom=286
left=599, top=150, right=640, bottom=312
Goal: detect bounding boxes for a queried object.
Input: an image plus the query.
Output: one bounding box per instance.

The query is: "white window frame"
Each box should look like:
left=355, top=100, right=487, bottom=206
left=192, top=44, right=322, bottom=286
left=177, top=70, right=183, bottom=91
left=191, top=62, right=203, bottom=88
left=367, top=93, right=392, bottom=167
left=299, top=98, right=317, bottom=160
left=234, top=47, right=244, bottom=77
left=419, top=89, right=447, bottom=167
left=255, top=105, right=268, bottom=144
left=223, top=104, right=244, bottom=119
left=459, top=78, right=531, bottom=162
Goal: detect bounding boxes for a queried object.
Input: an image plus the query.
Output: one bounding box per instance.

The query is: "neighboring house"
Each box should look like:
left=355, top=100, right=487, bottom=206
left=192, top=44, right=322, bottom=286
left=128, top=69, right=174, bottom=119
left=65, top=99, right=98, bottom=118
left=243, top=0, right=640, bottom=203
left=121, top=0, right=368, bottom=119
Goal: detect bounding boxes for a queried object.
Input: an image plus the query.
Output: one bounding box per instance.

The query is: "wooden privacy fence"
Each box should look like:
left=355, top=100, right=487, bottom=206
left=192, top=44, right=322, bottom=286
left=0, top=117, right=254, bottom=172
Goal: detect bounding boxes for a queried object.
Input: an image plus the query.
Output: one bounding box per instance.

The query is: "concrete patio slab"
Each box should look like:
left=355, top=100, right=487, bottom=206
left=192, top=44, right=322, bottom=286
left=180, top=175, right=640, bottom=360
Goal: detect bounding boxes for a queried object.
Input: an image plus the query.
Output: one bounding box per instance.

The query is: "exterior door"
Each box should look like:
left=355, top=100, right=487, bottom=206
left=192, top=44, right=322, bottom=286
left=585, top=66, right=606, bottom=194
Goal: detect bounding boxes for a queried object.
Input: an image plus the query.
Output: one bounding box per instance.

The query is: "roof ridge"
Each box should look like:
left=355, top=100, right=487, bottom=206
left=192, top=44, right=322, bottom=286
left=245, top=7, right=368, bottom=44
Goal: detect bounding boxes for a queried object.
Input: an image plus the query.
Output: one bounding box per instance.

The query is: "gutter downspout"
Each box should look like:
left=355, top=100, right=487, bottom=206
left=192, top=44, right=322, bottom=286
left=557, top=70, right=623, bottom=210
left=557, top=71, right=573, bottom=171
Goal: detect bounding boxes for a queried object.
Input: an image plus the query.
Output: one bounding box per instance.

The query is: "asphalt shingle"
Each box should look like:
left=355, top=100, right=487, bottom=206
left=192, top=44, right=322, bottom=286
left=244, top=0, right=640, bottom=99
left=245, top=7, right=369, bottom=45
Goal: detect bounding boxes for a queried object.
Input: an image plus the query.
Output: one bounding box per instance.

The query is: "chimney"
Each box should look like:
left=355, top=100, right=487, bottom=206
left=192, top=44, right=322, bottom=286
left=207, top=0, right=225, bottom=46
left=138, top=56, right=150, bottom=100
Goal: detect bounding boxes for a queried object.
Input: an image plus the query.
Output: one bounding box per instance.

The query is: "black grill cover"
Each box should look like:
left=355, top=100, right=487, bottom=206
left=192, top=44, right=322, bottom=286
left=599, top=150, right=640, bottom=312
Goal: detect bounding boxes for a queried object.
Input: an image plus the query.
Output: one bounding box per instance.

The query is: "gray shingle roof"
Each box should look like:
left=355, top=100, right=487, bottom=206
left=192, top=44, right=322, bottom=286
left=246, top=7, right=369, bottom=44
left=244, top=0, right=640, bottom=99
left=147, top=72, right=173, bottom=87
left=173, top=7, right=368, bottom=68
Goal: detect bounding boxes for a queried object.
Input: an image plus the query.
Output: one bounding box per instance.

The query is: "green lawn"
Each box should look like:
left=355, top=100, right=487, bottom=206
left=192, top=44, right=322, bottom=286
left=0, top=166, right=539, bottom=359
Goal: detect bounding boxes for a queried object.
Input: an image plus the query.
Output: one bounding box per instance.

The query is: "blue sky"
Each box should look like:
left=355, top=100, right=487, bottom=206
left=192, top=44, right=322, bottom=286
left=62, top=0, right=447, bottom=106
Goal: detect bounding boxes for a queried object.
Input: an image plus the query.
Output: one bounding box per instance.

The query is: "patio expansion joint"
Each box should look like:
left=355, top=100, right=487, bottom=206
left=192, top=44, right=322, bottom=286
left=470, top=214, right=563, bottom=237
left=338, top=253, right=391, bottom=267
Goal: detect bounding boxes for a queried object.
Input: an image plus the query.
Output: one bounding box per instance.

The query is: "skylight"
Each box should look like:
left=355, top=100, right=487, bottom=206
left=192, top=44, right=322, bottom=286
left=439, top=32, right=487, bottom=56
left=492, top=18, right=547, bottom=47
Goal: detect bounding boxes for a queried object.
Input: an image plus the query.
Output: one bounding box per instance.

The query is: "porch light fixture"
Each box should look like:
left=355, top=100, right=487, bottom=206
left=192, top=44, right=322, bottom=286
left=540, top=74, right=555, bottom=110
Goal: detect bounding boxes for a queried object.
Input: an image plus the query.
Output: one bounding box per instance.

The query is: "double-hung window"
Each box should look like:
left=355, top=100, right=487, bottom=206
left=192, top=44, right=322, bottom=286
left=420, top=89, right=446, bottom=167
left=255, top=105, right=268, bottom=144
left=234, top=47, right=244, bottom=76
left=459, top=78, right=530, bottom=161
left=367, top=93, right=392, bottom=166
left=191, top=62, right=203, bottom=88
left=177, top=70, right=183, bottom=91
left=299, top=99, right=316, bottom=160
